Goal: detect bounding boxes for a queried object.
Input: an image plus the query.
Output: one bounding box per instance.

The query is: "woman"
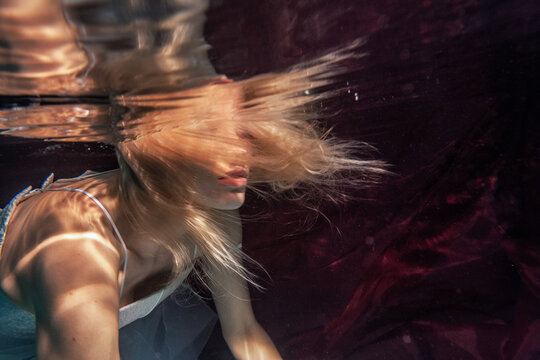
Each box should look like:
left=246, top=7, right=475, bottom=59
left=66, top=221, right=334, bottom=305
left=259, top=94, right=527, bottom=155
left=0, top=82, right=282, bottom=359
left=0, top=79, right=384, bottom=360
left=0, top=1, right=385, bottom=359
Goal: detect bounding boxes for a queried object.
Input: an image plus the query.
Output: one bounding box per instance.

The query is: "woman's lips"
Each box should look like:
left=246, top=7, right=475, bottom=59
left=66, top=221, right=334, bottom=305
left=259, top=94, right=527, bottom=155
left=218, top=169, right=248, bottom=187
left=218, top=177, right=247, bottom=187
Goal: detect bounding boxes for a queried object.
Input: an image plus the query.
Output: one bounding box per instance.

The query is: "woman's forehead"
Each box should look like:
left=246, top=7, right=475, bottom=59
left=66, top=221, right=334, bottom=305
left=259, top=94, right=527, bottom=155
left=123, top=83, right=243, bottom=130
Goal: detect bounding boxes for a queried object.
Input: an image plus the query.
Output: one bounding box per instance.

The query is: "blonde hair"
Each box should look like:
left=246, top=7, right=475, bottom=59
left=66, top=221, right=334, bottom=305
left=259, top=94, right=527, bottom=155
left=113, top=45, right=387, bottom=285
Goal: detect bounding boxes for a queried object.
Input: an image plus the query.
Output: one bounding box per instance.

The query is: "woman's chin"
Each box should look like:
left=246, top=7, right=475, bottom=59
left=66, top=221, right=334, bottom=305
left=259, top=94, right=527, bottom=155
left=215, top=197, right=245, bottom=210
left=197, top=193, right=246, bottom=210
left=216, top=202, right=244, bottom=210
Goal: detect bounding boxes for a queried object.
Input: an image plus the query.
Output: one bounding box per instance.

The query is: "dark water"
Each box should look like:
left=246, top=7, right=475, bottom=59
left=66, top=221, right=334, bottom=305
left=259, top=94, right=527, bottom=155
left=1, top=0, right=539, bottom=359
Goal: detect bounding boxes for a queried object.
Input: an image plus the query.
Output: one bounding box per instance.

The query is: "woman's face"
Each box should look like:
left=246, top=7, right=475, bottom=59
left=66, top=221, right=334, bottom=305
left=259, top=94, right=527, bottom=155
left=129, top=83, right=250, bottom=210
left=188, top=85, right=250, bottom=210
left=189, top=125, right=250, bottom=210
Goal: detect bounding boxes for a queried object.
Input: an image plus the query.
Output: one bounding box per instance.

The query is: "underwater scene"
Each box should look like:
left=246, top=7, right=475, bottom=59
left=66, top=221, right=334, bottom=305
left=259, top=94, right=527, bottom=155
left=0, top=0, right=539, bottom=359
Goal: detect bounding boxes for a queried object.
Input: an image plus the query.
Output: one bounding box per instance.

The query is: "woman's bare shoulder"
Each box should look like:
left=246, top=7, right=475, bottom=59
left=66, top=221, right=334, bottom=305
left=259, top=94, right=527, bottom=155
left=0, top=188, right=123, bottom=308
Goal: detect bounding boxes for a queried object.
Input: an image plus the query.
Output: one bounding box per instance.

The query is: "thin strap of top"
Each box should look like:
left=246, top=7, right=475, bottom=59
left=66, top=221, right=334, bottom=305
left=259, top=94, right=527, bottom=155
left=47, top=187, right=129, bottom=297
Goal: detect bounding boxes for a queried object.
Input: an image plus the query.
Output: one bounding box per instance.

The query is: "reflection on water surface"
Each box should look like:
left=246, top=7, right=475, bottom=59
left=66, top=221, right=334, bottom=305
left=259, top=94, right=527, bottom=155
left=0, top=0, right=215, bottom=95
left=0, top=0, right=354, bottom=145
left=0, top=0, right=226, bottom=142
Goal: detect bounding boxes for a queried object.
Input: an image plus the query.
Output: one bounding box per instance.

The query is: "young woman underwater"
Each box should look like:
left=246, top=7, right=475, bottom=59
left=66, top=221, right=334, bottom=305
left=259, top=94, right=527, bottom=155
left=0, top=1, right=386, bottom=359
left=0, top=82, right=278, bottom=359
left=0, top=78, right=385, bottom=360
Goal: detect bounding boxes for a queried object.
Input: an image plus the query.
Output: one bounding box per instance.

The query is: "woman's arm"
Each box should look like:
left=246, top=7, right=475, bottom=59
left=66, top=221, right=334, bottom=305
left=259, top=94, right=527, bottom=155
left=210, top=269, right=283, bottom=360
left=16, top=232, right=122, bottom=360
left=209, top=211, right=282, bottom=360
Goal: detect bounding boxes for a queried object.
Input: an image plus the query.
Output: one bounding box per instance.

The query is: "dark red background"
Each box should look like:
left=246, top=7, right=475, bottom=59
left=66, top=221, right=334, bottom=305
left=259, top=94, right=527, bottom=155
left=1, top=0, right=539, bottom=359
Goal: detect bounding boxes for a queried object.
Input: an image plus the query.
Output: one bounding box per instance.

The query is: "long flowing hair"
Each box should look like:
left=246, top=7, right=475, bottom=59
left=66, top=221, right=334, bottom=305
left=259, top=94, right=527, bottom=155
left=114, top=46, right=387, bottom=286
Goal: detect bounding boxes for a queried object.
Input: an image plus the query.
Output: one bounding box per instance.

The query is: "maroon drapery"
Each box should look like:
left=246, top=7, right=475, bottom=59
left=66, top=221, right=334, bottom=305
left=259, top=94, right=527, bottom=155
left=201, top=0, right=540, bottom=359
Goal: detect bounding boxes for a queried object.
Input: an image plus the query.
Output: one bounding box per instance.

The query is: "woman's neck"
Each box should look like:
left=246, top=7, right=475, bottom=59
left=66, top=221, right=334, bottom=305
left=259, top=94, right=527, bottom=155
left=113, top=170, right=190, bottom=259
